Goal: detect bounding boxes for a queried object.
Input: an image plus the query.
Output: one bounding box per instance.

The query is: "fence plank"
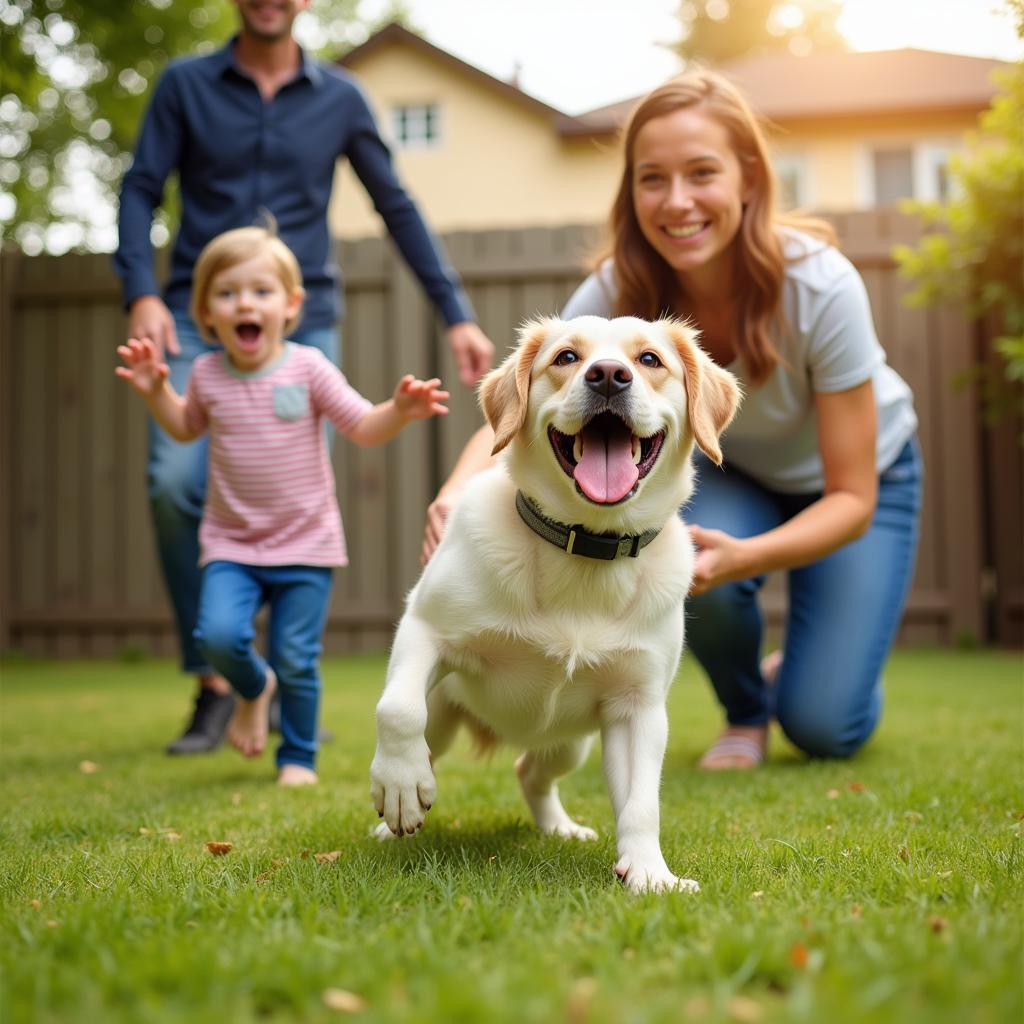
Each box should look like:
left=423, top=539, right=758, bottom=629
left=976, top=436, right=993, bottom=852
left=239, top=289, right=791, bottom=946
left=1, top=217, right=1017, bottom=654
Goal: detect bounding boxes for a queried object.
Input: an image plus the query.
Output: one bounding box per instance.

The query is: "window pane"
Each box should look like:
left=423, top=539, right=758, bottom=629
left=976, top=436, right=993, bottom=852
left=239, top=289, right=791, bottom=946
left=872, top=149, right=914, bottom=205
left=390, top=103, right=440, bottom=148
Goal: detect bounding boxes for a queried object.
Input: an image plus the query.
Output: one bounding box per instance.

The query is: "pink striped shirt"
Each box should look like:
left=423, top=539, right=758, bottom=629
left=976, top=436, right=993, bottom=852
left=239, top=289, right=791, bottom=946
left=184, top=343, right=373, bottom=568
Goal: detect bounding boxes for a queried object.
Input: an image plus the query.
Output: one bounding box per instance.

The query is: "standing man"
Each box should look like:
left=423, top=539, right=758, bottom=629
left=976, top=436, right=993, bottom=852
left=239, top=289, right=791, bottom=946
left=114, top=0, right=494, bottom=755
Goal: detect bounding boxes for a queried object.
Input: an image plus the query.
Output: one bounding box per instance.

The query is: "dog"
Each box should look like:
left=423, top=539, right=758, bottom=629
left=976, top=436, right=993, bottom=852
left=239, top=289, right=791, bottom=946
left=370, top=315, right=740, bottom=893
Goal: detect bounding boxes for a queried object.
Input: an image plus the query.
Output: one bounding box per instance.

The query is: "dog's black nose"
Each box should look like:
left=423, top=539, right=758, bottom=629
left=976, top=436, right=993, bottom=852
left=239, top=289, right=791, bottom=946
left=584, top=360, right=633, bottom=398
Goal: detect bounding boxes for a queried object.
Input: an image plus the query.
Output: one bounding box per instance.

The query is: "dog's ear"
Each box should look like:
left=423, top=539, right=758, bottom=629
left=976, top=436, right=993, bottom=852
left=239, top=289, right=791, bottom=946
left=479, top=319, right=550, bottom=454
left=666, top=321, right=741, bottom=466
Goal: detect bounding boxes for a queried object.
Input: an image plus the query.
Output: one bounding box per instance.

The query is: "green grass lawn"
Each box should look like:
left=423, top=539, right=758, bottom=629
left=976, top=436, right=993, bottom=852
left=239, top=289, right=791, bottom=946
left=1, top=649, right=1021, bottom=1024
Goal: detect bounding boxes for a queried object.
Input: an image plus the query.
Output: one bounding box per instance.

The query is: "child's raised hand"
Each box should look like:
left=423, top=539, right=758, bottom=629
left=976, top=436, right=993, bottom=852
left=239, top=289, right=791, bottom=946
left=115, top=337, right=170, bottom=397
left=394, top=375, right=449, bottom=421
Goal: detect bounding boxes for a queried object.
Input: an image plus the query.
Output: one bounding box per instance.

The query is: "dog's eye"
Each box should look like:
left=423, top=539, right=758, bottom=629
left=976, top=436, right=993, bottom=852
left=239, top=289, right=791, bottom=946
left=553, top=349, right=580, bottom=366
left=638, top=351, right=662, bottom=368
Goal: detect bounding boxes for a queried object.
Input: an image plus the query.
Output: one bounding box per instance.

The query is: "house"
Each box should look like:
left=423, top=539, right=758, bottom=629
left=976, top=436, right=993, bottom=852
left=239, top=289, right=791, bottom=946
left=329, top=23, right=620, bottom=239
left=705, top=47, right=1008, bottom=211
left=330, top=23, right=1007, bottom=238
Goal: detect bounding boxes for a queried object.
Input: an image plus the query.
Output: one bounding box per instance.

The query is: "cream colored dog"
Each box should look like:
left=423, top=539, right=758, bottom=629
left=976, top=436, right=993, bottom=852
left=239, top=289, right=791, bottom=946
left=370, top=315, right=739, bottom=893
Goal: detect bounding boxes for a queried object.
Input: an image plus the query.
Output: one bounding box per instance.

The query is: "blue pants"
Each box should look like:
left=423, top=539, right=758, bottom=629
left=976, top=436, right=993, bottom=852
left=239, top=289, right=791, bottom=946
left=684, top=439, right=923, bottom=759
left=194, top=561, right=333, bottom=770
left=148, top=314, right=339, bottom=674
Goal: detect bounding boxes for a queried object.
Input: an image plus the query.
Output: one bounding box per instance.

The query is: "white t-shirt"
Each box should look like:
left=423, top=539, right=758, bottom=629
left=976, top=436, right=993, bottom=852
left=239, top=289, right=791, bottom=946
left=560, top=231, right=918, bottom=493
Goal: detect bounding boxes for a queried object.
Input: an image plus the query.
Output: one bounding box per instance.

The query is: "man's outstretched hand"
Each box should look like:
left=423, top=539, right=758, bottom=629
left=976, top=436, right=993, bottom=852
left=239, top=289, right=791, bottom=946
left=447, top=322, right=495, bottom=387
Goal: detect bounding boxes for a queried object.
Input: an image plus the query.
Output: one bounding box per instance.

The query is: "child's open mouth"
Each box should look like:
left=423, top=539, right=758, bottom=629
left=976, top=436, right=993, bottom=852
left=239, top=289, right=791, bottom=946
left=235, top=322, right=262, bottom=350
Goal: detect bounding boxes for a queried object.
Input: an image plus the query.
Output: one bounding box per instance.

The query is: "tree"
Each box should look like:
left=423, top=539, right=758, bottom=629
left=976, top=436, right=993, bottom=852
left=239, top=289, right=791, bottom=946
left=894, top=56, right=1024, bottom=424
left=0, top=0, right=408, bottom=254
left=675, top=0, right=846, bottom=65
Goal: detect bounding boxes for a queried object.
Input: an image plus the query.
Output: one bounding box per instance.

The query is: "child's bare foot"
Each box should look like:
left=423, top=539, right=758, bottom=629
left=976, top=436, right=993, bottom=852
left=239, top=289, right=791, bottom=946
left=227, top=669, right=276, bottom=758
left=277, top=764, right=318, bottom=786
left=698, top=724, right=768, bottom=771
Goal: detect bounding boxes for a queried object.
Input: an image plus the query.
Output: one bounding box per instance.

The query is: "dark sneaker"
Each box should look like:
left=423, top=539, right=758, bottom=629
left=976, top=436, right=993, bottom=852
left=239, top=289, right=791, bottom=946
left=267, top=688, right=334, bottom=743
left=165, top=689, right=236, bottom=755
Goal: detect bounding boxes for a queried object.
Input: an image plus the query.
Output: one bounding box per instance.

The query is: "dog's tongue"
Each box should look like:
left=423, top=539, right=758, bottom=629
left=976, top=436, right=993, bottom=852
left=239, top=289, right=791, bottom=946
left=573, top=419, right=639, bottom=503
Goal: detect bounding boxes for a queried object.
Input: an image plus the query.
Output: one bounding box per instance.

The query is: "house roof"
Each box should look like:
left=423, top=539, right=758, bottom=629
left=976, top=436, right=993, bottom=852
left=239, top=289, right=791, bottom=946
left=338, top=22, right=601, bottom=137
left=574, top=48, right=1008, bottom=130
left=715, top=48, right=1007, bottom=120
left=339, top=26, right=1008, bottom=137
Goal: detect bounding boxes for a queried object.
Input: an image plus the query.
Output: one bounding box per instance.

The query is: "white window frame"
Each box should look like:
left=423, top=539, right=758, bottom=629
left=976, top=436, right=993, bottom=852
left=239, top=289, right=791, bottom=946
left=856, top=139, right=960, bottom=208
left=773, top=151, right=813, bottom=210
left=390, top=102, right=442, bottom=150
left=915, top=142, right=957, bottom=203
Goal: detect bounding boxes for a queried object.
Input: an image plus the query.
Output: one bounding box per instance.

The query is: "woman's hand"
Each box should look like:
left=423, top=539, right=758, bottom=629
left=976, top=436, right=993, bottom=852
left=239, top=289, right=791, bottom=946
left=688, top=524, right=754, bottom=596
left=421, top=487, right=458, bottom=566
left=419, top=425, right=497, bottom=567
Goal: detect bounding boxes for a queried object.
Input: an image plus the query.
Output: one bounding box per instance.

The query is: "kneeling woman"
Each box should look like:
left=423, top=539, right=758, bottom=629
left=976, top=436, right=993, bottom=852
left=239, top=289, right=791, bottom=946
left=423, top=71, right=922, bottom=769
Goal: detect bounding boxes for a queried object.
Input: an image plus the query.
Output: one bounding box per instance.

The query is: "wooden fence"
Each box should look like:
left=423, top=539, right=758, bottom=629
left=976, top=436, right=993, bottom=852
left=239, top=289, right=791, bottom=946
left=1, top=212, right=1020, bottom=657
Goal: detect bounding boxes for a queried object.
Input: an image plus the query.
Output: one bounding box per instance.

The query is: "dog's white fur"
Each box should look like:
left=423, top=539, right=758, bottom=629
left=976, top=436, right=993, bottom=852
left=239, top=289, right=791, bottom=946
left=370, top=315, right=740, bottom=893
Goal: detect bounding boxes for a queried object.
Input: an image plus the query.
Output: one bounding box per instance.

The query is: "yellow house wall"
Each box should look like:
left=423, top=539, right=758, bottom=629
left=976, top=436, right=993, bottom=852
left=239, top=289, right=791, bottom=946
left=329, top=45, right=621, bottom=239
left=330, top=44, right=985, bottom=235
left=765, top=110, right=979, bottom=210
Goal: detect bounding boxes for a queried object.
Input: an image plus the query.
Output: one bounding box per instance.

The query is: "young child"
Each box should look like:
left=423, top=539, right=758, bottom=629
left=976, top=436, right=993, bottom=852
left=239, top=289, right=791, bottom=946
left=116, top=226, right=449, bottom=786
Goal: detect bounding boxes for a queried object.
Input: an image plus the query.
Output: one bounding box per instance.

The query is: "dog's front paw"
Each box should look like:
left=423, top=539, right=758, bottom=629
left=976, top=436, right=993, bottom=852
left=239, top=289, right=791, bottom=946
left=370, top=739, right=436, bottom=837
left=615, top=852, right=700, bottom=895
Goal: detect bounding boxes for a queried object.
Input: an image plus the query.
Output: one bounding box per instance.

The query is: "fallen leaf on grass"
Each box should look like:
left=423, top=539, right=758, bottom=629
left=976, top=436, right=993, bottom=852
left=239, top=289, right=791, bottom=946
left=255, top=858, right=288, bottom=884
left=206, top=842, right=233, bottom=856
left=846, top=781, right=866, bottom=792
left=566, top=977, right=597, bottom=1024
left=314, top=851, right=341, bottom=864
left=322, top=988, right=366, bottom=1013
left=727, top=995, right=763, bottom=1022
left=78, top=761, right=100, bottom=774
left=29, top=899, right=41, bottom=909
left=684, top=996, right=709, bottom=1018
left=928, top=915, right=949, bottom=933
left=789, top=941, right=809, bottom=969
left=897, top=845, right=910, bottom=862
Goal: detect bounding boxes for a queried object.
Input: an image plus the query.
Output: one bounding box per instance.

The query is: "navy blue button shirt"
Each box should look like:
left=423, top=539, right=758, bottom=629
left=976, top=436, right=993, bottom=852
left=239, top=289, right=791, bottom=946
left=114, top=38, right=474, bottom=330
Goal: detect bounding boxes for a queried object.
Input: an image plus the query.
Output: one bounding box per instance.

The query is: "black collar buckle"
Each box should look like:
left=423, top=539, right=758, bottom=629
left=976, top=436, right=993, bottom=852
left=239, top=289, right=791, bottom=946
left=516, top=491, right=660, bottom=562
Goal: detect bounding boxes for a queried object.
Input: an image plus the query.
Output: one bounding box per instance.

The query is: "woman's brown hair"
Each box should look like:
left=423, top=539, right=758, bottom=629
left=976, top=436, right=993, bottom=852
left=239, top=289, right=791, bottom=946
left=603, top=70, right=834, bottom=384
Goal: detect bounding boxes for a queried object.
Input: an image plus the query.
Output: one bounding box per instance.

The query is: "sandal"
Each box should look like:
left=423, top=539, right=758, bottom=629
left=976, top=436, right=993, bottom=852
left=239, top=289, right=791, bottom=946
left=698, top=729, right=767, bottom=771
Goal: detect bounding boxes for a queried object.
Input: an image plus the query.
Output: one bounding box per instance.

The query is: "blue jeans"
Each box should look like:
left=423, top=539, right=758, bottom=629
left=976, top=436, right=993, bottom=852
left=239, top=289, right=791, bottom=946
left=194, top=561, right=333, bottom=770
left=684, top=439, right=923, bottom=759
left=148, top=313, right=339, bottom=673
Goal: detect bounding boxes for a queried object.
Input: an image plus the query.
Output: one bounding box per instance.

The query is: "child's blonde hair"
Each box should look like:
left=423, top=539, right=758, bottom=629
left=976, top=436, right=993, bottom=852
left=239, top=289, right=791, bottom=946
left=190, top=225, right=305, bottom=342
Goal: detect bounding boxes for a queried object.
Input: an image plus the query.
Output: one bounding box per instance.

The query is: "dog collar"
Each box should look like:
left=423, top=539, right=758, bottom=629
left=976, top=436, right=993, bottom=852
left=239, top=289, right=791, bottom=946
left=515, top=491, right=661, bottom=561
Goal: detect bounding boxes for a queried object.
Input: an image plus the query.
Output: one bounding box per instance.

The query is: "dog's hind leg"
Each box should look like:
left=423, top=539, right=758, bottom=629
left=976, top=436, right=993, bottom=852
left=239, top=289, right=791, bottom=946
left=424, top=683, right=461, bottom=761
left=516, top=738, right=598, bottom=841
